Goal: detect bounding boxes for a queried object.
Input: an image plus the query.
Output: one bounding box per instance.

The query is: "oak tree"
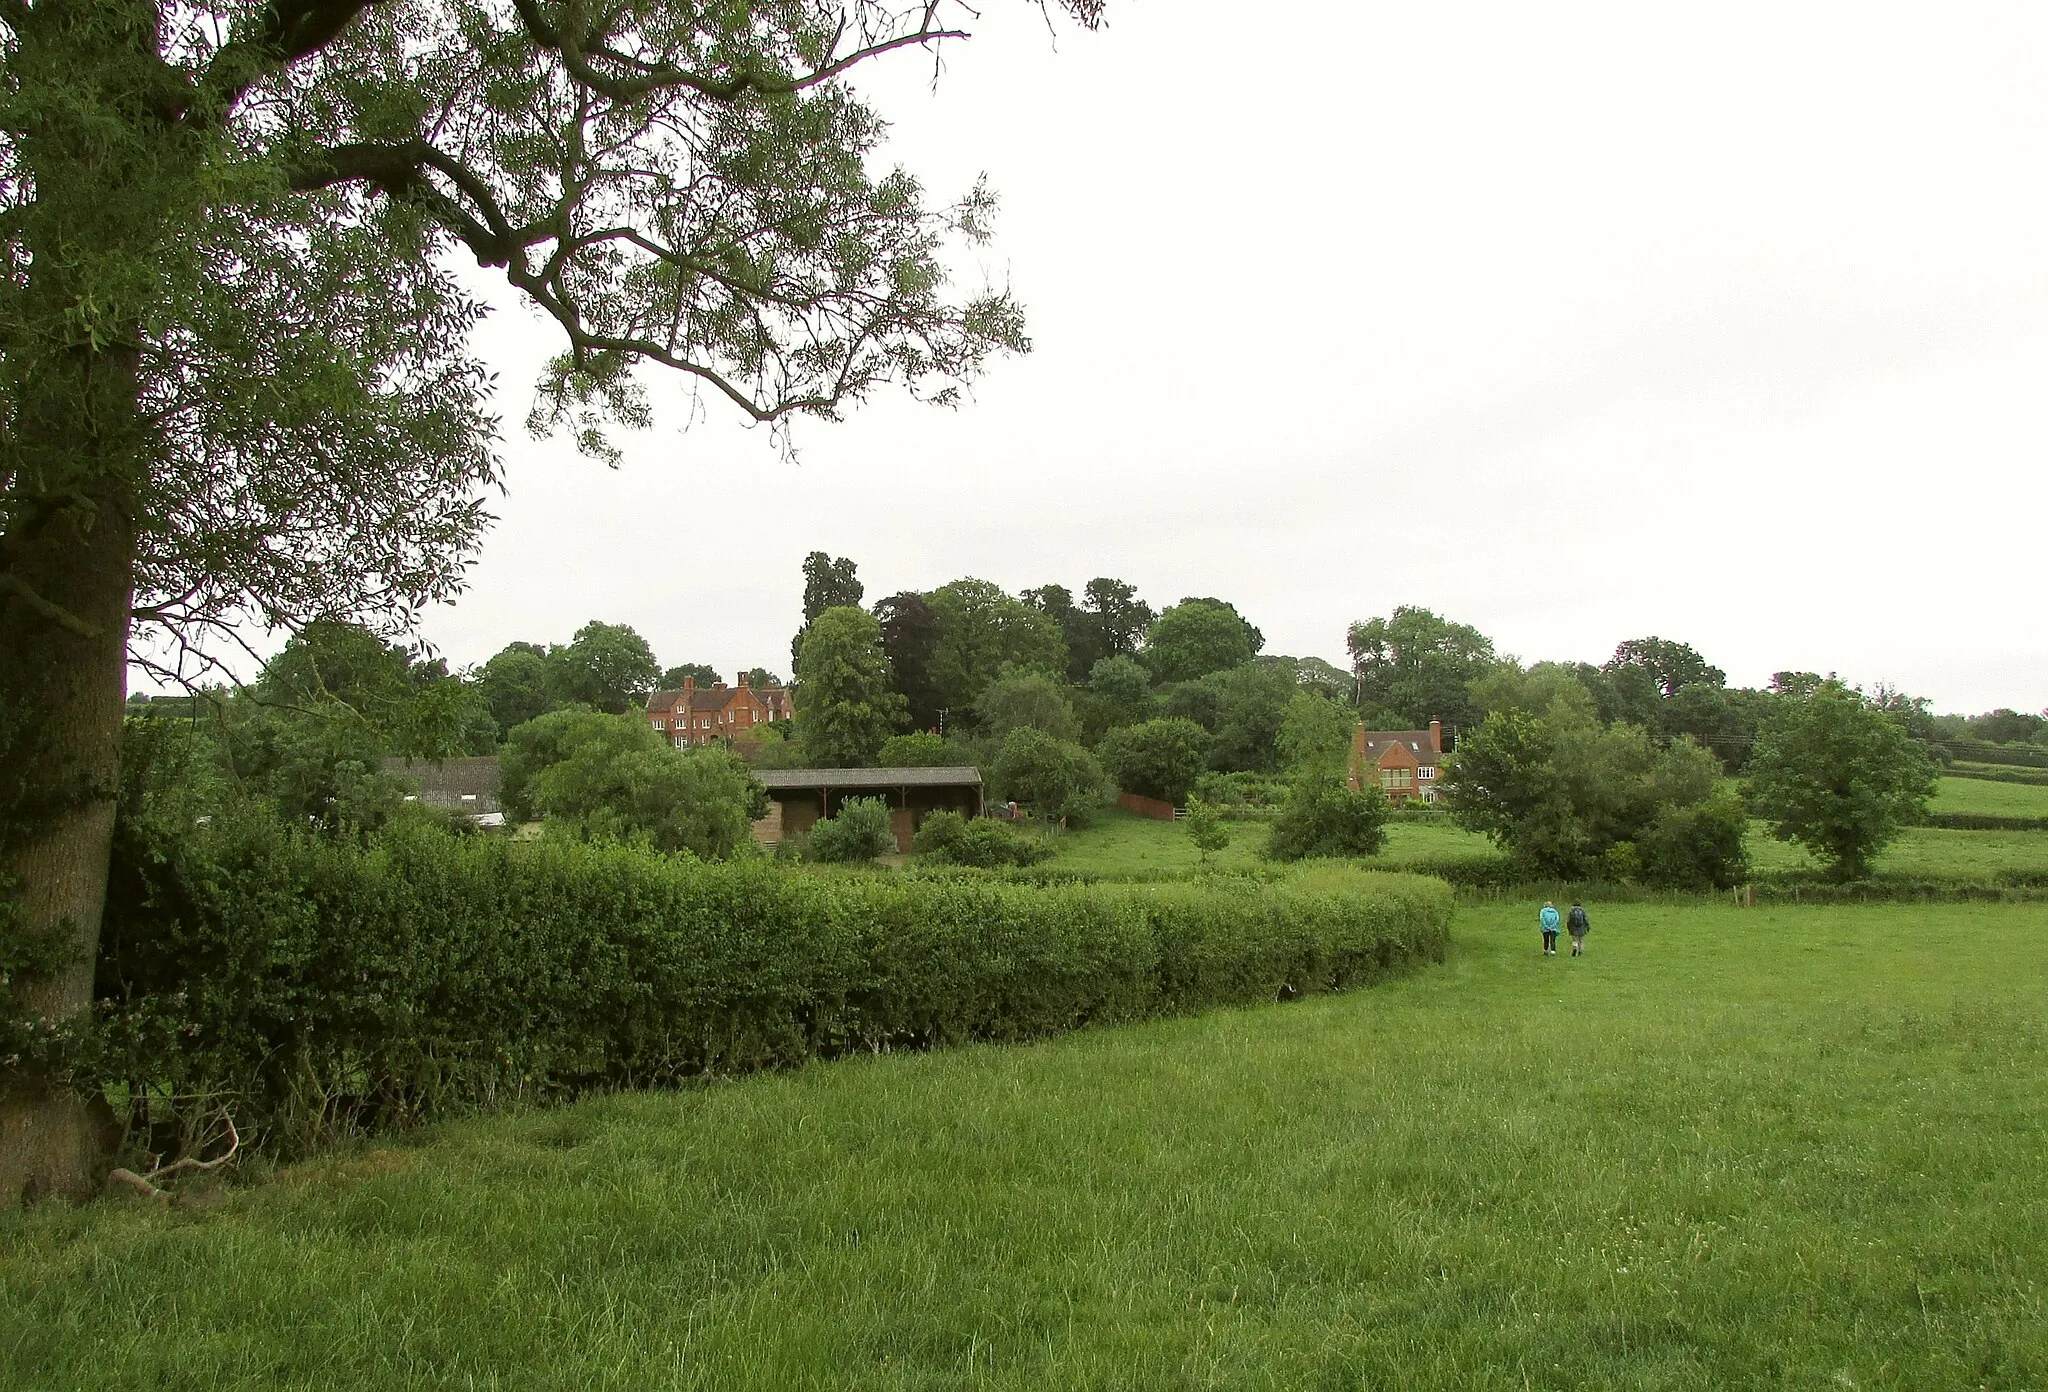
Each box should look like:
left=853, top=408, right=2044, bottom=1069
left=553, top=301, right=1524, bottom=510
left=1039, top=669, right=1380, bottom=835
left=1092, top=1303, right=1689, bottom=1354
left=0, top=0, right=1097, bottom=1200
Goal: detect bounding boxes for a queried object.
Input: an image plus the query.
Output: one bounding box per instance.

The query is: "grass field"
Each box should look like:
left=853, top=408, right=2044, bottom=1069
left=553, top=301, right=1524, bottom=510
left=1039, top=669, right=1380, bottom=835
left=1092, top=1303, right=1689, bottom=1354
left=1048, top=806, right=2048, bottom=885
left=1931, top=776, right=2048, bottom=818
left=8, top=899, right=2046, bottom=1389
left=1744, top=824, right=2048, bottom=881
left=1039, top=809, right=1496, bottom=878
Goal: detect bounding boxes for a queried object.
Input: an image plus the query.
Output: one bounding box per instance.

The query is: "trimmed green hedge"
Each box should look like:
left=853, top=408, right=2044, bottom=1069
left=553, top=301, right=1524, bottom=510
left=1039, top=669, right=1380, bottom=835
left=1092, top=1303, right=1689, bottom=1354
left=1949, top=764, right=2048, bottom=788
left=98, top=819, right=1451, bottom=1154
left=1922, top=811, right=2048, bottom=832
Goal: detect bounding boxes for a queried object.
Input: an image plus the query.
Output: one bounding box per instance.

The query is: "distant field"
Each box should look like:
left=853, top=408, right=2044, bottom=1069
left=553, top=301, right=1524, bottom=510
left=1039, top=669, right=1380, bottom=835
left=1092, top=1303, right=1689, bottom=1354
left=1931, top=776, right=2048, bottom=818
left=1040, top=810, right=1498, bottom=878
left=1049, top=809, right=2048, bottom=886
left=1745, top=823, right=2048, bottom=881
left=9, top=900, right=2046, bottom=1389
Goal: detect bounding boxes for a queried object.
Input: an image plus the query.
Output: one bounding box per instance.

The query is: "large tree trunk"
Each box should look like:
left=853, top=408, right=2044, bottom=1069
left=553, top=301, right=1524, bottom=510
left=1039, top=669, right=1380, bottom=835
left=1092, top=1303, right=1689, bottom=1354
left=0, top=0, right=160, bottom=1204
left=0, top=456, right=138, bottom=1206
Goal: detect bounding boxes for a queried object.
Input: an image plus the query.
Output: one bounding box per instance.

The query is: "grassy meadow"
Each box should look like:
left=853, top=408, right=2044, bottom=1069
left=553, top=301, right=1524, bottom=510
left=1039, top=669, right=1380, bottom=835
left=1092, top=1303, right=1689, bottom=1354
left=7, top=897, right=2047, bottom=1389
left=1049, top=802, right=2048, bottom=886
left=1931, top=775, right=2048, bottom=818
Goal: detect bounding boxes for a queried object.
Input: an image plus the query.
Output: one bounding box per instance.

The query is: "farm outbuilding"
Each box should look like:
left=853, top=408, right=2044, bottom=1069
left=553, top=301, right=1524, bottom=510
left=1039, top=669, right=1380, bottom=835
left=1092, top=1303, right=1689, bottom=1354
left=754, top=766, right=985, bottom=851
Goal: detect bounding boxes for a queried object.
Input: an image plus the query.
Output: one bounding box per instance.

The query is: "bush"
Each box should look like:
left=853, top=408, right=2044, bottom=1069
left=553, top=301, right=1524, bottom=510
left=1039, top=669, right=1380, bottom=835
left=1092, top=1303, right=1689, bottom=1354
left=911, top=810, right=1053, bottom=867
left=806, top=797, right=899, bottom=863
left=993, top=728, right=1113, bottom=827
left=91, top=814, right=1453, bottom=1158
left=1267, top=775, right=1390, bottom=861
left=1097, top=718, right=1210, bottom=805
left=1634, top=786, right=1750, bottom=889
left=1184, top=796, right=1230, bottom=861
left=878, top=733, right=953, bottom=768
left=1191, top=770, right=1290, bottom=808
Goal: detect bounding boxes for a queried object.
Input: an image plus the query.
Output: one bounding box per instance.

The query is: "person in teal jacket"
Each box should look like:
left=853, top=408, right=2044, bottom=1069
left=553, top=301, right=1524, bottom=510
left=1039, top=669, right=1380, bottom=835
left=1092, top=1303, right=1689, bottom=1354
left=1539, top=902, right=1561, bottom=956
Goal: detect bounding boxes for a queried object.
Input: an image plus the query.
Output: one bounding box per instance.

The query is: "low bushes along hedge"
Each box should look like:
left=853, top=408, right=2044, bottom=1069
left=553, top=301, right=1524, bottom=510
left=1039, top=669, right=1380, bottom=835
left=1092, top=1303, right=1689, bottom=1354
left=911, top=810, right=1052, bottom=867
left=90, top=816, right=1451, bottom=1158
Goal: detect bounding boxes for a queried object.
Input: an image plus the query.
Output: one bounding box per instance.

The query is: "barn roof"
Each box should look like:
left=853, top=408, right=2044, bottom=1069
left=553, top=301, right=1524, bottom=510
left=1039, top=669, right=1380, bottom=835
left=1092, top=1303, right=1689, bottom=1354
left=756, top=766, right=983, bottom=790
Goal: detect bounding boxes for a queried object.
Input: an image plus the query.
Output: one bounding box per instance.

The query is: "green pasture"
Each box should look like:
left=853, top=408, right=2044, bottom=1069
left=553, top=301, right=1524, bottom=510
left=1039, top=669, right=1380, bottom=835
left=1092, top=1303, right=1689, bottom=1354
left=1042, top=809, right=1497, bottom=878
left=1744, top=824, right=2048, bottom=881
left=1044, top=804, right=2048, bottom=886
left=8, top=898, right=2047, bottom=1389
left=1931, top=775, right=2048, bottom=818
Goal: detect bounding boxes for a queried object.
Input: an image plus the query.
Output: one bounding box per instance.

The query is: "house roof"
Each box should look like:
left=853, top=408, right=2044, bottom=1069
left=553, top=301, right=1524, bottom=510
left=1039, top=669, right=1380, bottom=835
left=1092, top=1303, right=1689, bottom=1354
left=647, top=684, right=789, bottom=717
left=382, top=756, right=502, bottom=812
left=757, top=766, right=983, bottom=791
left=1360, top=731, right=1442, bottom=767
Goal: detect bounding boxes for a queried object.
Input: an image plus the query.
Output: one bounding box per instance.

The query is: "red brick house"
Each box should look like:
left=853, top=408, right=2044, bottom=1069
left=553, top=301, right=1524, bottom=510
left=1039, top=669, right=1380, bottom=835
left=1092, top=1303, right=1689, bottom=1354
left=1348, top=719, right=1447, bottom=804
left=645, top=673, right=791, bottom=748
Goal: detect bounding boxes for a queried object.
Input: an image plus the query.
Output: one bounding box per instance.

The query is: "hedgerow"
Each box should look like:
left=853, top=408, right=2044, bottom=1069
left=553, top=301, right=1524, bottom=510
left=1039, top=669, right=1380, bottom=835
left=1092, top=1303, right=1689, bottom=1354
left=89, top=816, right=1451, bottom=1157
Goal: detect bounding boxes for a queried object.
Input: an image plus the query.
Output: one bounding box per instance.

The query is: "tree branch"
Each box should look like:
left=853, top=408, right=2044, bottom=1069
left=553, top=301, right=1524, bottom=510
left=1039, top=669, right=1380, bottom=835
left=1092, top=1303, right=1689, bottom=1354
left=288, top=140, right=528, bottom=266
left=0, top=573, right=102, bottom=638
left=195, top=0, right=387, bottom=124
left=507, top=0, right=968, bottom=105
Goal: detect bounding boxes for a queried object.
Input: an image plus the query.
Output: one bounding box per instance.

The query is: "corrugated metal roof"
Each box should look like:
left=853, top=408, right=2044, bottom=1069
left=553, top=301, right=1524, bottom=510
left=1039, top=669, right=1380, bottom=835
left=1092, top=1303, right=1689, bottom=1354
left=757, top=766, right=983, bottom=790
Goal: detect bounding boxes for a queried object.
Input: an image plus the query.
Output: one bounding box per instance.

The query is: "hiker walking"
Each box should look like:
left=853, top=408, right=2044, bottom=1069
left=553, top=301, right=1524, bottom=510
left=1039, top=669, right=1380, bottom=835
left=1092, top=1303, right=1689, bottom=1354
left=1567, top=900, right=1590, bottom=956
left=1539, top=901, right=1561, bottom=956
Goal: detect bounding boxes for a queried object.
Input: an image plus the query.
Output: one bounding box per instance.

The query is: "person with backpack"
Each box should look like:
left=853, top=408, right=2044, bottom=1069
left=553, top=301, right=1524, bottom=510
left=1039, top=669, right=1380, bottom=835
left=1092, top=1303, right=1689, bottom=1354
left=1539, top=901, right=1561, bottom=956
left=1567, top=900, right=1590, bottom=956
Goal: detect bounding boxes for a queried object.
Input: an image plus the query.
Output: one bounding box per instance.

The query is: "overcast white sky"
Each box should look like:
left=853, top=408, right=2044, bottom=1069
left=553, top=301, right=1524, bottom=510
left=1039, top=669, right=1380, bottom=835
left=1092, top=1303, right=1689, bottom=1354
left=414, top=0, right=2047, bottom=714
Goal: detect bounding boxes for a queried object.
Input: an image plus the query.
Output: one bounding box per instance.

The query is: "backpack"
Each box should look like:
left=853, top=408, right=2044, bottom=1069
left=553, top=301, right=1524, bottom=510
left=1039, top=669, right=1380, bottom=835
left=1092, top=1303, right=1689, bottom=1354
left=1567, top=906, right=1588, bottom=931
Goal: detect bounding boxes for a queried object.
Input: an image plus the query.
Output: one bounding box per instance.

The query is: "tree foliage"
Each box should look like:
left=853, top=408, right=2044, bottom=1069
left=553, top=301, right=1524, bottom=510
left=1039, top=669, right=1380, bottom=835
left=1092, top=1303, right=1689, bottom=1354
left=794, top=605, right=905, bottom=768
left=547, top=621, right=660, bottom=715
left=1347, top=606, right=1496, bottom=731
left=1276, top=691, right=1357, bottom=775
left=1443, top=705, right=1739, bottom=885
left=1183, top=795, right=1229, bottom=862
left=873, top=590, right=943, bottom=732
left=992, top=728, right=1110, bottom=828
left=0, top=0, right=1104, bottom=1198
left=877, top=732, right=953, bottom=768
left=1096, top=718, right=1209, bottom=805
left=805, top=796, right=898, bottom=863
left=1267, top=774, right=1388, bottom=861
left=792, top=552, right=864, bottom=669
left=660, top=663, right=721, bottom=690
left=1748, top=682, right=1935, bottom=880
left=926, top=578, right=1066, bottom=713
left=498, top=707, right=764, bottom=857
left=973, top=667, right=1077, bottom=743
left=1141, top=598, right=1262, bottom=684
left=1024, top=576, right=1153, bottom=682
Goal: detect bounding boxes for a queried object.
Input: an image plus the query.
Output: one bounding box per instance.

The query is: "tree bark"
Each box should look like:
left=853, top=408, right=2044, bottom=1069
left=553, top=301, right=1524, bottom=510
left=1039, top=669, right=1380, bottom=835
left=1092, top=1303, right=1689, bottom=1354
left=0, top=469, right=137, bottom=1205
left=0, top=0, right=159, bottom=1203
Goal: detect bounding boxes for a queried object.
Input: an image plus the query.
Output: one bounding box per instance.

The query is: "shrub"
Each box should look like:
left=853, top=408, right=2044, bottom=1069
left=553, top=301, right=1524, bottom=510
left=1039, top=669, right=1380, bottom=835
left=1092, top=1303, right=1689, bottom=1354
left=878, top=733, right=952, bottom=768
left=1098, top=718, right=1210, bottom=805
left=1184, top=796, right=1230, bottom=862
left=1634, top=786, right=1750, bottom=889
left=90, top=814, right=1452, bottom=1158
left=993, top=728, right=1112, bottom=827
left=806, top=797, right=899, bottom=863
left=1267, top=774, right=1389, bottom=861
left=1191, top=770, right=1290, bottom=808
left=912, top=810, right=1053, bottom=867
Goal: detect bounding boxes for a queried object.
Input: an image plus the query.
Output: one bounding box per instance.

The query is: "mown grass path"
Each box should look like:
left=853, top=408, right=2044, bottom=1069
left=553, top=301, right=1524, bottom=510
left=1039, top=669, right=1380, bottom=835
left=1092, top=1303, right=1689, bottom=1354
left=6, top=902, right=2046, bottom=1390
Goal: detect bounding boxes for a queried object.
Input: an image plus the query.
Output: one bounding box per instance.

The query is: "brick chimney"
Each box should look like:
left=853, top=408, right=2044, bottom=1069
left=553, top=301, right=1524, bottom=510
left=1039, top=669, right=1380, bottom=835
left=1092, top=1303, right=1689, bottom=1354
left=682, top=676, right=694, bottom=696
left=737, top=670, right=749, bottom=689
left=1428, top=719, right=1442, bottom=754
left=714, top=680, right=727, bottom=691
